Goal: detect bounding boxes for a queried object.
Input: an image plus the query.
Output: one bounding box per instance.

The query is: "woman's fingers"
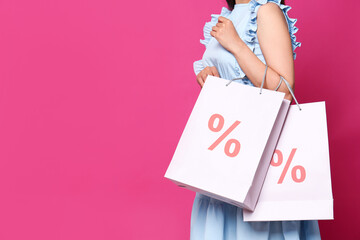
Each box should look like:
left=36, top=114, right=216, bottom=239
left=196, top=73, right=203, bottom=87
left=201, top=72, right=208, bottom=86
left=218, top=16, right=229, bottom=23
left=215, top=22, right=223, bottom=28
left=211, top=67, right=220, bottom=77
left=212, top=26, right=219, bottom=32
left=196, top=67, right=221, bottom=88
left=199, top=76, right=204, bottom=87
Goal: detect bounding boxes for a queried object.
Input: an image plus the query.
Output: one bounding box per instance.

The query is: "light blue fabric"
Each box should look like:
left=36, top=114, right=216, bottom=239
left=193, top=0, right=301, bottom=83
left=191, top=0, right=321, bottom=239
left=191, top=194, right=321, bottom=240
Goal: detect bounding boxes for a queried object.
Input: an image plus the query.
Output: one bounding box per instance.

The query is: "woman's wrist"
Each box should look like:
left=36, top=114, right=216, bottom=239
left=230, top=37, right=248, bottom=58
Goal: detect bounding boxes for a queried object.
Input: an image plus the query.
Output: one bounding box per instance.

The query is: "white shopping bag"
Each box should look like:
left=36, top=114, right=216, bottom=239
left=243, top=101, right=334, bottom=221
left=165, top=75, right=290, bottom=211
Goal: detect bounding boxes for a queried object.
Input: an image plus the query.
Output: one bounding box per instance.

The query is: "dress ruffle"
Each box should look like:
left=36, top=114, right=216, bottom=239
left=194, top=7, right=232, bottom=76
left=193, top=59, right=205, bottom=76
left=193, top=0, right=301, bottom=76
left=246, top=0, right=301, bottom=60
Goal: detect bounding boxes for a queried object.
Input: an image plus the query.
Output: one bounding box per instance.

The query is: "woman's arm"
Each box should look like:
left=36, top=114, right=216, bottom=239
left=211, top=3, right=295, bottom=100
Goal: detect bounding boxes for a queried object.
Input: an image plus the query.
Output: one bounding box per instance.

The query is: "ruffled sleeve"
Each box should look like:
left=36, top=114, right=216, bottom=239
left=244, top=0, right=301, bottom=60
left=193, top=7, right=232, bottom=76
left=193, top=59, right=205, bottom=76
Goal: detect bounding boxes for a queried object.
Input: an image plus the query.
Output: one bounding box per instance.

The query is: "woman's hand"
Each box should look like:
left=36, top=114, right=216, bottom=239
left=210, top=16, right=242, bottom=54
left=196, top=66, right=220, bottom=87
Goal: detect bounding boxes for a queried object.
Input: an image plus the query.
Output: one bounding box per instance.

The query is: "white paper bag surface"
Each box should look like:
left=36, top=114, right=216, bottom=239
left=165, top=76, right=288, bottom=211
left=243, top=101, right=334, bottom=221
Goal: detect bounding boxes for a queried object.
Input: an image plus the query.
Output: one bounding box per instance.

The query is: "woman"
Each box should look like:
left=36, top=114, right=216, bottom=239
left=191, top=0, right=321, bottom=239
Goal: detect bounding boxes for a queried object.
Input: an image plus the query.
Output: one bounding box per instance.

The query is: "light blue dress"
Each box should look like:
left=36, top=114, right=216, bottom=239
left=191, top=0, right=321, bottom=239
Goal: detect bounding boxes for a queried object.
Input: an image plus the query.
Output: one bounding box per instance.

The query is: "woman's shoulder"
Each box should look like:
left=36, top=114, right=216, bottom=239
left=246, top=0, right=301, bottom=60
left=198, top=0, right=301, bottom=59
left=257, top=0, right=284, bottom=14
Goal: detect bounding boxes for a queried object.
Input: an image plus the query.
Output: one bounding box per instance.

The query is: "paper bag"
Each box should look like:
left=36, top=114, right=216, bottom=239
left=165, top=76, right=289, bottom=211
left=243, top=101, right=333, bottom=220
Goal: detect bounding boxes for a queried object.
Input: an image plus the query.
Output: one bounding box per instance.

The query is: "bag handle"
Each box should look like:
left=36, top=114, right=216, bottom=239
left=226, top=77, right=245, bottom=86
left=260, top=64, right=302, bottom=111
left=226, top=64, right=302, bottom=111
left=259, top=65, right=268, bottom=94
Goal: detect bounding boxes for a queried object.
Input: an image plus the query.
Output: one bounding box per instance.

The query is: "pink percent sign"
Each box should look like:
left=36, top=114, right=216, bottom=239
left=207, top=113, right=241, bottom=158
left=271, top=148, right=306, bottom=184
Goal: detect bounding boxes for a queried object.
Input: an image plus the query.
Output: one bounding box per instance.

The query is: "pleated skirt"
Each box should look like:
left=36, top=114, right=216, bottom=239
left=190, top=193, right=321, bottom=240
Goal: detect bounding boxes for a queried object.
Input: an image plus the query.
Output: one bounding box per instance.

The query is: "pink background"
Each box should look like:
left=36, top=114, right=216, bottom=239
left=0, top=0, right=359, bottom=239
